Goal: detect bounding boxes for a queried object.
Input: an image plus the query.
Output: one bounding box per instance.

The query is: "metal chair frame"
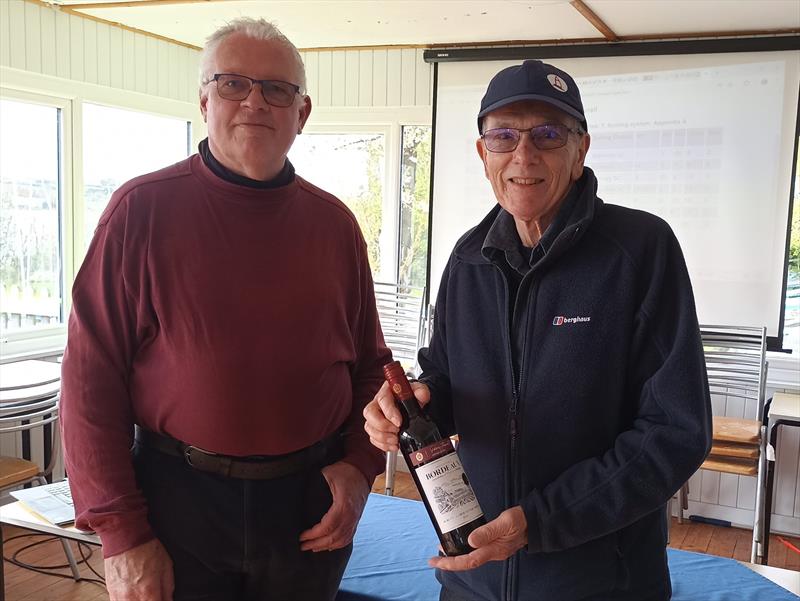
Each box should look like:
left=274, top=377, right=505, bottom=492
left=0, top=391, right=81, bottom=579
left=677, top=324, right=769, bottom=563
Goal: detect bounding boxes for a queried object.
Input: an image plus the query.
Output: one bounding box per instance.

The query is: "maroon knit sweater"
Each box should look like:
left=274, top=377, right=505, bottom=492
left=60, top=154, right=390, bottom=557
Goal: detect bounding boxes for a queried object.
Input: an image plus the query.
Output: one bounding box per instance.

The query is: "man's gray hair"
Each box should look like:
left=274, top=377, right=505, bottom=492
left=199, top=17, right=307, bottom=94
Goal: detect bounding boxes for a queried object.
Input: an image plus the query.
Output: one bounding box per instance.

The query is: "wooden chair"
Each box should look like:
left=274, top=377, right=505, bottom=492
left=676, top=324, right=769, bottom=563
left=0, top=381, right=81, bottom=579
left=374, top=282, right=427, bottom=495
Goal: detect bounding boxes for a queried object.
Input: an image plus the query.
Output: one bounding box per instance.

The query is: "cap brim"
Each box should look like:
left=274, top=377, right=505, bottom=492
left=478, top=93, right=586, bottom=131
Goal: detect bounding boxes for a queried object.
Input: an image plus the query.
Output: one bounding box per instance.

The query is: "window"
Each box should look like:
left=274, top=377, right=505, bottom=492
left=290, top=132, right=388, bottom=278
left=398, top=126, right=431, bottom=290
left=83, top=104, right=191, bottom=246
left=0, top=98, right=64, bottom=337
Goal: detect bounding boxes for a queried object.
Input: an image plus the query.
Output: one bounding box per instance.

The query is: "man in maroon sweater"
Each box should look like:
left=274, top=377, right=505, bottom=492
left=60, top=17, right=390, bottom=601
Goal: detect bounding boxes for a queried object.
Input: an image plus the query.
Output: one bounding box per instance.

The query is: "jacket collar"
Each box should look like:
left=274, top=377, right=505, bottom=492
left=453, top=167, right=601, bottom=266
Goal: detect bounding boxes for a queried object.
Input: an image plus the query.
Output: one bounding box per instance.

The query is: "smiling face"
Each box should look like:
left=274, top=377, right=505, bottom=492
left=199, top=33, right=311, bottom=181
left=476, top=100, right=590, bottom=245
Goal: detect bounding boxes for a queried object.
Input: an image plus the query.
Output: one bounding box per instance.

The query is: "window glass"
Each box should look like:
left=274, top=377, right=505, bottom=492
left=0, top=99, right=63, bottom=334
left=290, top=133, right=386, bottom=275
left=398, top=126, right=431, bottom=291
left=83, top=103, right=190, bottom=246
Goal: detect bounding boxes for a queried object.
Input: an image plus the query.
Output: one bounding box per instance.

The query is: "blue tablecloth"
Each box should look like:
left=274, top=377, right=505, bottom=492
left=338, top=493, right=799, bottom=601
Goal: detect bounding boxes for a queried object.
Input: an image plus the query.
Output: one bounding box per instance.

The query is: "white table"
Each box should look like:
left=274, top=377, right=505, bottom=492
left=763, top=391, right=800, bottom=564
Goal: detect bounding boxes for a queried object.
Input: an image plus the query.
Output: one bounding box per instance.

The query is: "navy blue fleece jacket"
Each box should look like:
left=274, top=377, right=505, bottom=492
left=419, top=168, right=712, bottom=601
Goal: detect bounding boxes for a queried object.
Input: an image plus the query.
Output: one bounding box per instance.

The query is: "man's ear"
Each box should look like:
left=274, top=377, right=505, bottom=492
left=297, top=95, right=312, bottom=132
left=476, top=138, right=490, bottom=179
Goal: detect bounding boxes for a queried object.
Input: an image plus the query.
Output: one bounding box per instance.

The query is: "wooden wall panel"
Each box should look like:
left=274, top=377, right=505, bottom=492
left=0, top=1, right=10, bottom=68
left=1, top=1, right=200, bottom=104
left=40, top=5, right=56, bottom=77
left=83, top=19, right=98, bottom=85
left=68, top=14, right=84, bottom=82
left=303, top=51, right=319, bottom=99
left=331, top=51, right=346, bottom=106
left=109, top=26, right=124, bottom=90
left=8, top=1, right=27, bottom=70
left=23, top=1, right=41, bottom=74
left=358, top=49, right=373, bottom=106
left=55, top=9, right=70, bottom=80
left=386, top=50, right=402, bottom=106
left=317, top=51, right=332, bottom=106
left=372, top=49, right=387, bottom=107
left=400, top=48, right=416, bottom=106
left=344, top=49, right=359, bottom=107
left=96, top=22, right=111, bottom=87
left=2, top=3, right=429, bottom=110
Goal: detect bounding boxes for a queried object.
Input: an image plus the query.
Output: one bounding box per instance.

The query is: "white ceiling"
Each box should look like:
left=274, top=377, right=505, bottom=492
left=51, top=0, right=800, bottom=50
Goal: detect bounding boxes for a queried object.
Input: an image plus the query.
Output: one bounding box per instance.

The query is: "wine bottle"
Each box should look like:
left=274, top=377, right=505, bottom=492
left=383, top=361, right=486, bottom=556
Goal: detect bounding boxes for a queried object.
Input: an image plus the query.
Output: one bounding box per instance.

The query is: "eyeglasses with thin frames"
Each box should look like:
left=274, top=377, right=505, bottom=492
left=210, top=73, right=301, bottom=108
left=481, top=123, right=584, bottom=153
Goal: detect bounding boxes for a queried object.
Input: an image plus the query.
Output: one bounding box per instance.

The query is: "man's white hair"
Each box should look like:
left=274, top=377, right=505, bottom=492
left=199, top=17, right=307, bottom=94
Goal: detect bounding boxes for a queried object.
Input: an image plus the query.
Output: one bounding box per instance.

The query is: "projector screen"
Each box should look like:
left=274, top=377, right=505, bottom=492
left=430, top=50, right=799, bottom=344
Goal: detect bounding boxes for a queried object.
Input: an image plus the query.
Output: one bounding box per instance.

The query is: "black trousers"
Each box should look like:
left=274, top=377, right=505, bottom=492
left=132, top=442, right=352, bottom=601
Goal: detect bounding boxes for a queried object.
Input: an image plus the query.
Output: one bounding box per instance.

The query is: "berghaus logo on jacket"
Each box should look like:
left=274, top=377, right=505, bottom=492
left=553, top=315, right=591, bottom=326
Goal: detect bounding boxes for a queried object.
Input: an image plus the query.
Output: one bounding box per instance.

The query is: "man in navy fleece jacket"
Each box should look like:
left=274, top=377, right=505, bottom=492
left=364, top=60, right=712, bottom=601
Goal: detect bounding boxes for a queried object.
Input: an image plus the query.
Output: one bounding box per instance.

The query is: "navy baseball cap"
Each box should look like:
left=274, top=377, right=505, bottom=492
left=477, top=60, right=587, bottom=133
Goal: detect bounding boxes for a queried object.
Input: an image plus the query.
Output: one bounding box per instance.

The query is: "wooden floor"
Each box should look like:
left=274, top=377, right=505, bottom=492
left=1, top=471, right=797, bottom=600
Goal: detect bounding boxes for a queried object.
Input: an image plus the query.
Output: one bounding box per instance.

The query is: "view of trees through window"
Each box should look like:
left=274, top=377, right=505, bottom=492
left=290, top=133, right=387, bottom=276
left=0, top=99, right=62, bottom=334
left=399, top=126, right=431, bottom=291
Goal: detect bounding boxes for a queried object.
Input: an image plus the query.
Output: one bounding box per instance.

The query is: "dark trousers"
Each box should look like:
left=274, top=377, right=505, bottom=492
left=132, top=442, right=352, bottom=601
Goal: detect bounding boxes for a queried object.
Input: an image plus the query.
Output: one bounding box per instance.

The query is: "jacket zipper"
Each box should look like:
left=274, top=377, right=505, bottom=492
left=495, top=263, right=524, bottom=601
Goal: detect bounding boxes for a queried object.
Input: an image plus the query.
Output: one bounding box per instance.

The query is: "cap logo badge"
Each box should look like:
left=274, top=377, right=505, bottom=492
left=547, top=74, right=568, bottom=93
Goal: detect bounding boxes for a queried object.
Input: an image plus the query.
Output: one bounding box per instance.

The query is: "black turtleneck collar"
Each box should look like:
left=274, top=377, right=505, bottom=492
left=199, top=138, right=295, bottom=189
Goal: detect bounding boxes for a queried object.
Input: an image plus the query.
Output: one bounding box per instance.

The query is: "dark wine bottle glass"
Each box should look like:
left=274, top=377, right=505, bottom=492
left=383, top=361, right=486, bottom=556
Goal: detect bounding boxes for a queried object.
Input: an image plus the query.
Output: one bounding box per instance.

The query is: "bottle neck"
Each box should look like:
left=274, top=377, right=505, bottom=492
left=397, top=396, right=422, bottom=420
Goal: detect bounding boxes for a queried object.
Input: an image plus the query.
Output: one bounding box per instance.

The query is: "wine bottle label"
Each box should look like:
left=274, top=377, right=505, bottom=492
left=412, top=444, right=483, bottom=533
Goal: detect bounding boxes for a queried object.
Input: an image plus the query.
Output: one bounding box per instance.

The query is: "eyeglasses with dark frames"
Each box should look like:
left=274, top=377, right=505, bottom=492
left=481, top=123, right=584, bottom=153
left=210, top=73, right=301, bottom=108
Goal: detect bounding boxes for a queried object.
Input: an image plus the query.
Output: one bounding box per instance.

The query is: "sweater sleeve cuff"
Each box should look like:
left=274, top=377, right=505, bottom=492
left=342, top=441, right=385, bottom=487
left=94, top=514, right=156, bottom=558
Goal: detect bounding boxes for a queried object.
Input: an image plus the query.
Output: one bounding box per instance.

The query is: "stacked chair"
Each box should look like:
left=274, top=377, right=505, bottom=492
left=676, top=325, right=769, bottom=563
left=0, top=361, right=80, bottom=578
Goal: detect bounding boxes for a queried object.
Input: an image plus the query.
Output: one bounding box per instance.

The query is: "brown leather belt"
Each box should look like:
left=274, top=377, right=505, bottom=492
left=134, top=426, right=342, bottom=480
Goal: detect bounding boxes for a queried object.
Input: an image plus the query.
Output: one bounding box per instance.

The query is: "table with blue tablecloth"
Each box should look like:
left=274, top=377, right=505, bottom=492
left=338, top=494, right=799, bottom=601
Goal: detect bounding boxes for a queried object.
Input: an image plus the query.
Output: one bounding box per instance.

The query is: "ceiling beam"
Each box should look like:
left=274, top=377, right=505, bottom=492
left=52, top=0, right=218, bottom=8
left=570, top=0, right=619, bottom=42
left=31, top=0, right=201, bottom=50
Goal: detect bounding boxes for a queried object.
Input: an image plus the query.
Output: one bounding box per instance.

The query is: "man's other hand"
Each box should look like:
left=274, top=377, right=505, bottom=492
left=104, top=538, right=174, bottom=600
left=428, top=506, right=528, bottom=572
left=299, top=460, right=370, bottom=552
left=363, top=380, right=430, bottom=452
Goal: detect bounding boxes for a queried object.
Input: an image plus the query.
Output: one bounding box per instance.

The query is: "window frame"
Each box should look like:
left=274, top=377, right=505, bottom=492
left=0, top=88, right=72, bottom=360
left=303, top=106, right=431, bottom=284
left=0, top=67, right=204, bottom=361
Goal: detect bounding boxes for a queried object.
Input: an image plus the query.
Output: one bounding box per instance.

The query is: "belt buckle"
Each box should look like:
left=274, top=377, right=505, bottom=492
left=184, top=445, right=217, bottom=468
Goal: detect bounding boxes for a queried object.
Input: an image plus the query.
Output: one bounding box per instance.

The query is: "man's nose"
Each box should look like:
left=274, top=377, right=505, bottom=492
left=241, top=83, right=270, bottom=109
left=512, top=131, right=541, bottom=161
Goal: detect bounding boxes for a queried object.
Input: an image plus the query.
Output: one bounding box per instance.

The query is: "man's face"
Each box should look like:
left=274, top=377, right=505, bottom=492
left=476, top=100, right=590, bottom=225
left=200, top=33, right=311, bottom=179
